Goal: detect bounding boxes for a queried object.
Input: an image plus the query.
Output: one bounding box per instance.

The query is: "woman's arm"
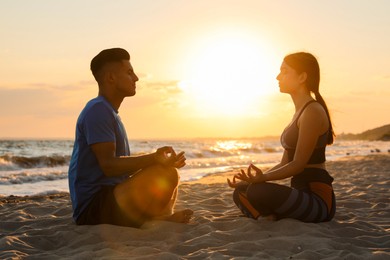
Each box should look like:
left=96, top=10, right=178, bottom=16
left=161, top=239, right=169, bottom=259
left=262, top=103, right=328, bottom=181
left=264, top=150, right=290, bottom=173
left=235, top=103, right=328, bottom=183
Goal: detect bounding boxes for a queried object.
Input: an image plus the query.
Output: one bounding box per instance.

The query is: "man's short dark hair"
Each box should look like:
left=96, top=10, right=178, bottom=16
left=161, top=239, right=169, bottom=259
left=90, top=48, right=130, bottom=80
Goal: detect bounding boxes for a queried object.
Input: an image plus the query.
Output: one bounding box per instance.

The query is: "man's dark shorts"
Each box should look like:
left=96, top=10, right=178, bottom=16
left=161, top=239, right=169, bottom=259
left=76, top=185, right=144, bottom=228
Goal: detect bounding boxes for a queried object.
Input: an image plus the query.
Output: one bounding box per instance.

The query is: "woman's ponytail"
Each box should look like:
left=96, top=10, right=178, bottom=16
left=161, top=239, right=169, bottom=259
left=284, top=52, right=335, bottom=145
left=314, top=91, right=335, bottom=145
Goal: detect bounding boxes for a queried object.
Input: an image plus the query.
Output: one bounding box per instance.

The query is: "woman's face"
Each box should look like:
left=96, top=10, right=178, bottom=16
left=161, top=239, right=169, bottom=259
left=276, top=61, right=303, bottom=94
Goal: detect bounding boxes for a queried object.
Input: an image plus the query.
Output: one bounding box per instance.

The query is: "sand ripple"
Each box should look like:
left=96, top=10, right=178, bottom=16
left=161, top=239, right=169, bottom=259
left=1, top=154, right=390, bottom=259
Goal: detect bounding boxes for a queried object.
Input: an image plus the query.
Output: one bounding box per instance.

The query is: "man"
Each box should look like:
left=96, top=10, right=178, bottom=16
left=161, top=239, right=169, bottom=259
left=68, top=48, right=193, bottom=228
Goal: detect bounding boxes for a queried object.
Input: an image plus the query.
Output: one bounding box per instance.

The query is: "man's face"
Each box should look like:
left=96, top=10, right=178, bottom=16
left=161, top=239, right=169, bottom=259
left=113, top=60, right=139, bottom=97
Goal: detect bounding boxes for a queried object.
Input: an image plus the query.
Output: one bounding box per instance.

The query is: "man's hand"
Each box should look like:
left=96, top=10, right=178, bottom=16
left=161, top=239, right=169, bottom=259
left=172, top=151, right=186, bottom=168
left=155, top=146, right=186, bottom=168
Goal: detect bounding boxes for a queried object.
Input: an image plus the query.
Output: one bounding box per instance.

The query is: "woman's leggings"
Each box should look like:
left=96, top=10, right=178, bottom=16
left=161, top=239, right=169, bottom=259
left=233, top=182, right=335, bottom=223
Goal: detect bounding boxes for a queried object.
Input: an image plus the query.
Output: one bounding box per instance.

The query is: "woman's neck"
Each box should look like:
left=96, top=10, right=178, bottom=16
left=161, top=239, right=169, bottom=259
left=291, top=91, right=314, bottom=113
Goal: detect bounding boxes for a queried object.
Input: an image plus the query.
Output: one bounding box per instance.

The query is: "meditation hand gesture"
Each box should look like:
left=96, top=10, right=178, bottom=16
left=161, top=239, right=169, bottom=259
left=155, top=146, right=186, bottom=169
left=227, top=164, right=264, bottom=188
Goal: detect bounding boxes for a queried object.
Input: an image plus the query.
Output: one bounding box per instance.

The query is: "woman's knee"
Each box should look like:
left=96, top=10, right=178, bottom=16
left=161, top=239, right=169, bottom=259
left=232, top=188, right=241, bottom=206
left=246, top=183, right=268, bottom=202
left=246, top=183, right=293, bottom=210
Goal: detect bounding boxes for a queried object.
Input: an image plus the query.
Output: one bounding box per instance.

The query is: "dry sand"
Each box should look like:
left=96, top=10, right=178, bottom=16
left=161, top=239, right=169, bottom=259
left=1, top=154, right=390, bottom=259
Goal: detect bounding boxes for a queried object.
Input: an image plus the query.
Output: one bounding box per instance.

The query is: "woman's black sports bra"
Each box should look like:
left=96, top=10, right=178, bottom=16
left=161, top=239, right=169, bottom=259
left=281, top=100, right=329, bottom=164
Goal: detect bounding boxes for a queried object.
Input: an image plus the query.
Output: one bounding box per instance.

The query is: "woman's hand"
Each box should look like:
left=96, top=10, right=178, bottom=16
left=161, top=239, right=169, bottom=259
left=227, top=175, right=248, bottom=188
left=227, top=164, right=265, bottom=188
left=235, top=164, right=265, bottom=183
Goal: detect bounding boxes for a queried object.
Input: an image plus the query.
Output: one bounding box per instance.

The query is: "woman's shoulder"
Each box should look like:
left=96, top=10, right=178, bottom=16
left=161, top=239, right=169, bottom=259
left=304, top=101, right=327, bottom=117
left=299, top=101, right=329, bottom=130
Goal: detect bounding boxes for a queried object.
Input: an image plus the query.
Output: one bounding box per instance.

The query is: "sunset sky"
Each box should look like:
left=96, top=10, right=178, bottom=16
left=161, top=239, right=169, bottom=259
left=1, top=0, right=389, bottom=139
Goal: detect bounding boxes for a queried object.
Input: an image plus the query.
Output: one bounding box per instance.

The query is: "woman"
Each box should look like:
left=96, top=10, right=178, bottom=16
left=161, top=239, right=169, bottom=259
left=228, top=52, right=336, bottom=222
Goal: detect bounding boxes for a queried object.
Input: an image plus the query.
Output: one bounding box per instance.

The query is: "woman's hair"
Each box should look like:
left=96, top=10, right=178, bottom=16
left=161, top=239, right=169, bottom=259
left=284, top=52, right=335, bottom=144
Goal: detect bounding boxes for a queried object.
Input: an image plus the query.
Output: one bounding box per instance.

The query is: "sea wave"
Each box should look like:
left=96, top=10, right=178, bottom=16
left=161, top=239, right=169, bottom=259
left=0, top=169, right=68, bottom=185
left=0, top=155, right=70, bottom=170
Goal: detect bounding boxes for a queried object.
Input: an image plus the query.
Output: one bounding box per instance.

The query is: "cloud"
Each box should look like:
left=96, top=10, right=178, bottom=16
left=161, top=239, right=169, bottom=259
left=381, top=75, right=390, bottom=81
left=161, top=97, right=188, bottom=109
left=143, top=80, right=183, bottom=94
left=132, top=79, right=185, bottom=110
left=0, top=81, right=94, bottom=118
left=0, top=78, right=186, bottom=125
left=26, top=81, right=95, bottom=91
left=0, top=87, right=58, bottom=116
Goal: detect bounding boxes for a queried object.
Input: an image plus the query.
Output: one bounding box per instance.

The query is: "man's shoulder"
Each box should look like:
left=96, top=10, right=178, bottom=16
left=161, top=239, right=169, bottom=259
left=85, top=96, right=108, bottom=109
left=84, top=97, right=114, bottom=114
left=79, top=97, right=115, bottom=123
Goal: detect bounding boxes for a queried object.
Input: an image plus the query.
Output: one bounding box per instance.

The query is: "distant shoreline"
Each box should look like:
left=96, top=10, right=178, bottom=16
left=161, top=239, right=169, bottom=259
left=1, top=135, right=389, bottom=142
left=337, top=123, right=390, bottom=141
left=1, top=122, right=390, bottom=142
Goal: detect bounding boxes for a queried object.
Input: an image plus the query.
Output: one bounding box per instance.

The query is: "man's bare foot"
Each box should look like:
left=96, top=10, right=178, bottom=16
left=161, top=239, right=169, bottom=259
left=156, top=209, right=194, bottom=223
left=266, top=214, right=277, bottom=221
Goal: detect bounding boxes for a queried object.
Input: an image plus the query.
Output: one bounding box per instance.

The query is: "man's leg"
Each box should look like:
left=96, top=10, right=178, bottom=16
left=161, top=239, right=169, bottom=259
left=113, top=165, right=192, bottom=225
left=152, top=187, right=193, bottom=223
left=159, top=187, right=178, bottom=216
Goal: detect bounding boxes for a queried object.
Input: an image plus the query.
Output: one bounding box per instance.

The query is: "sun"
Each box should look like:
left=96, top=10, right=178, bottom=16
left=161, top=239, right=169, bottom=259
left=179, top=29, right=279, bottom=118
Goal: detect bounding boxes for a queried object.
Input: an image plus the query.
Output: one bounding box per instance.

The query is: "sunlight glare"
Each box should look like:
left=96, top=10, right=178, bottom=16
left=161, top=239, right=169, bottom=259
left=211, top=140, right=252, bottom=153
left=180, top=30, right=279, bottom=118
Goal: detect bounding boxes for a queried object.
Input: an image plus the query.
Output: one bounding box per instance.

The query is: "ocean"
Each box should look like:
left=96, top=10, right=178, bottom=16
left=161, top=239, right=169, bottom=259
left=0, top=138, right=389, bottom=197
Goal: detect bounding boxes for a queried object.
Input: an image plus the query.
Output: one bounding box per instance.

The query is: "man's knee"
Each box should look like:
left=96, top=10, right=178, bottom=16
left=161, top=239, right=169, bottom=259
left=113, top=165, right=180, bottom=218
left=165, top=166, right=179, bottom=186
left=150, top=165, right=179, bottom=188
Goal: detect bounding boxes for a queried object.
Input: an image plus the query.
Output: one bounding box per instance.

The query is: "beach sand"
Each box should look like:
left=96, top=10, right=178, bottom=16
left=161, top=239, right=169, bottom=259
left=1, top=154, right=390, bottom=259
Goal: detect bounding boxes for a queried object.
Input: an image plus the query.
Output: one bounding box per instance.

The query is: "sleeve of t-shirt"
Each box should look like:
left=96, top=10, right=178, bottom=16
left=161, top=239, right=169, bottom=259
left=83, top=103, right=116, bottom=145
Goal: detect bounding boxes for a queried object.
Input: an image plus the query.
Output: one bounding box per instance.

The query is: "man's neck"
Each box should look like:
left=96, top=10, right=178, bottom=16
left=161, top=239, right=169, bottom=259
left=98, top=91, right=123, bottom=111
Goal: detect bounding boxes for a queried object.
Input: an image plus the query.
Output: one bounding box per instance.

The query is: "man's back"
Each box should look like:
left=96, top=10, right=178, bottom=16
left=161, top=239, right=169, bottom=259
left=68, top=96, right=130, bottom=221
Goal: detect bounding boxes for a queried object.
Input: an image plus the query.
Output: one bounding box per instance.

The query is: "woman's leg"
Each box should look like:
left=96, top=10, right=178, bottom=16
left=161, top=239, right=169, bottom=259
left=233, top=182, right=330, bottom=222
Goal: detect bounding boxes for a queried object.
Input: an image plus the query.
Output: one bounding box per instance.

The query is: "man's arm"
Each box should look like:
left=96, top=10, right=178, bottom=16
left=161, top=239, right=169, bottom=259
left=91, top=142, right=158, bottom=177
left=91, top=142, right=185, bottom=177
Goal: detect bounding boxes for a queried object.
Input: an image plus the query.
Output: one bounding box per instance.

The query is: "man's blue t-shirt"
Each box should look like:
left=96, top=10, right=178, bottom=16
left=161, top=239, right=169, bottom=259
left=68, top=96, right=130, bottom=222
